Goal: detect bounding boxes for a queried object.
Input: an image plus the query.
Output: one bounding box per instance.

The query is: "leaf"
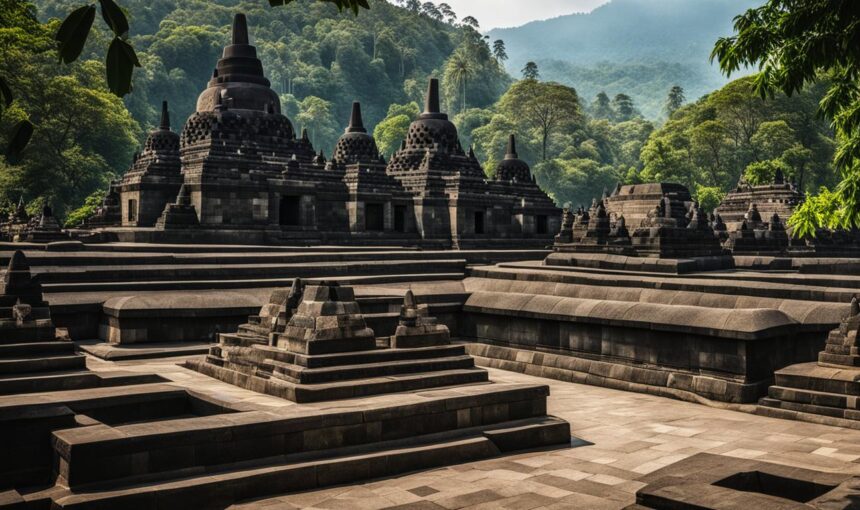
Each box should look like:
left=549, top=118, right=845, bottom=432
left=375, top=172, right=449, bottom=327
left=6, top=120, right=34, bottom=165
left=0, top=76, right=11, bottom=109
left=99, top=0, right=128, bottom=37
left=55, top=4, right=96, bottom=64
left=105, top=37, right=141, bottom=97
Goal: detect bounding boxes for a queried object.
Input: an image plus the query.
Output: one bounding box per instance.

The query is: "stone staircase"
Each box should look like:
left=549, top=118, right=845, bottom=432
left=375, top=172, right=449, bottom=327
left=758, top=298, right=860, bottom=424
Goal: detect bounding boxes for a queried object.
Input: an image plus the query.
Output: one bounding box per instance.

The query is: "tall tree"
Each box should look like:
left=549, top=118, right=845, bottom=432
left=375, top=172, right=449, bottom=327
left=492, top=39, right=508, bottom=63
left=445, top=49, right=476, bottom=113
left=665, top=85, right=685, bottom=117
left=712, top=0, right=860, bottom=229
left=499, top=80, right=581, bottom=160
left=461, top=16, right=479, bottom=29
left=612, top=93, right=636, bottom=121
left=592, top=92, right=613, bottom=120
left=437, top=2, right=456, bottom=23
left=521, top=62, right=539, bottom=80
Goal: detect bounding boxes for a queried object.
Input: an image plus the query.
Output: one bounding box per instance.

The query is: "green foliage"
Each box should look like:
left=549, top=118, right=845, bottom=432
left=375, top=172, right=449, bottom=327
left=0, top=1, right=139, bottom=218
left=787, top=187, right=843, bottom=239
left=694, top=185, right=724, bottom=214
left=373, top=101, right=419, bottom=156
left=640, top=76, right=835, bottom=193
left=35, top=0, right=508, bottom=155
left=743, top=159, right=789, bottom=186
left=712, top=0, right=860, bottom=233
left=665, top=85, right=685, bottom=117
left=64, top=188, right=105, bottom=226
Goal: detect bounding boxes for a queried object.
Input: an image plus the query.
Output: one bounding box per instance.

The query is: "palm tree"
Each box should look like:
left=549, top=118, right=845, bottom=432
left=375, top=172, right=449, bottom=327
left=446, top=50, right=475, bottom=113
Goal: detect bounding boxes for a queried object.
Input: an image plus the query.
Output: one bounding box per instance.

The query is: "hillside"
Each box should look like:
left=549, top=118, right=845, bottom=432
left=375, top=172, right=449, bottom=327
left=489, top=0, right=759, bottom=118
left=33, top=0, right=507, bottom=151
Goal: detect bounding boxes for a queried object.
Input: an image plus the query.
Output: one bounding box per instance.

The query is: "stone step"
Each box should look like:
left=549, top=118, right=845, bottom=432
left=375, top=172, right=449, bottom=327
left=44, top=272, right=465, bottom=294
left=290, top=368, right=490, bottom=402
left=0, top=354, right=86, bottom=375
left=758, top=397, right=860, bottom=421
left=48, top=435, right=500, bottom=509
left=269, top=354, right=477, bottom=385
left=288, top=344, right=468, bottom=369
left=773, top=363, right=860, bottom=395
left=767, top=385, right=860, bottom=410
left=0, top=370, right=163, bottom=396
left=32, top=259, right=467, bottom=285
left=818, top=352, right=860, bottom=367
left=0, top=341, right=76, bottom=357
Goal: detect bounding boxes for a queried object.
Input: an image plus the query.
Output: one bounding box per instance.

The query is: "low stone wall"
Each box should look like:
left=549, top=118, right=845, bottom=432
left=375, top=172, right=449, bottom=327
left=460, top=291, right=823, bottom=403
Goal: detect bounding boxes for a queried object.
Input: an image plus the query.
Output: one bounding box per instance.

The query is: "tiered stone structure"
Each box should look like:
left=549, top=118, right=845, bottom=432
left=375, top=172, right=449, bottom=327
left=604, top=182, right=692, bottom=227
left=391, top=289, right=451, bottom=348
left=0, top=251, right=85, bottom=372
left=715, top=169, right=803, bottom=231
left=89, top=13, right=559, bottom=248
left=759, top=297, right=860, bottom=423
left=549, top=191, right=731, bottom=272
left=188, top=280, right=490, bottom=402
left=116, top=101, right=182, bottom=227
left=21, top=205, right=69, bottom=243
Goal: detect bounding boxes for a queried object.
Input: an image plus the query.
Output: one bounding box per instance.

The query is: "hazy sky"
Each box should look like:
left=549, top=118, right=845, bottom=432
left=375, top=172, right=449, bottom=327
left=434, top=0, right=609, bottom=29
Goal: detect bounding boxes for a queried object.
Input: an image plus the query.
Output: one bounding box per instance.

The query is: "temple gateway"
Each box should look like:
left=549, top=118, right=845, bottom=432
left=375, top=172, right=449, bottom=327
left=91, top=13, right=559, bottom=248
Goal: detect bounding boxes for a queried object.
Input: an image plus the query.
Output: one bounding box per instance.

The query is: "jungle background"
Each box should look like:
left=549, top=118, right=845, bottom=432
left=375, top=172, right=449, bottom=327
left=0, top=0, right=839, bottom=225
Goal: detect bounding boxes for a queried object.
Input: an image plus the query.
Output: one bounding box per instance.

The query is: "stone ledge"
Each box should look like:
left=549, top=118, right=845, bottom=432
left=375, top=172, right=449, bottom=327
left=464, top=342, right=765, bottom=404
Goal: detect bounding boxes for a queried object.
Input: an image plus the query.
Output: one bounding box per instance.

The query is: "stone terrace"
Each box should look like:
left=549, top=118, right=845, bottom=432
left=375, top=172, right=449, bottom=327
left=52, top=356, right=860, bottom=510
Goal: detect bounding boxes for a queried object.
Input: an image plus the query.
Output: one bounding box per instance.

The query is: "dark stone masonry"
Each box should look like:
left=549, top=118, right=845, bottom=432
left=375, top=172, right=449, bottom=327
left=5, top=10, right=860, bottom=510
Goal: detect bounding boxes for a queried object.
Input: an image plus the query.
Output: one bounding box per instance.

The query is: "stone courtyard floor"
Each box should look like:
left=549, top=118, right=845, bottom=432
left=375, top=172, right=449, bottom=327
left=89, top=355, right=860, bottom=510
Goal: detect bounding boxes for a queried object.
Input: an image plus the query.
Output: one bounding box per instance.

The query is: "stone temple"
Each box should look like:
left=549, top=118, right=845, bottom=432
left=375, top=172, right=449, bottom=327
left=8, top=11, right=860, bottom=510
left=92, top=13, right=560, bottom=249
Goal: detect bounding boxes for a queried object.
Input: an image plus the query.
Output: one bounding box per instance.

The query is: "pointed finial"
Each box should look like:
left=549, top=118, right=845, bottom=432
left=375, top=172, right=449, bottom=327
left=301, top=128, right=309, bottom=141
left=424, top=78, right=440, bottom=114
left=505, top=134, right=517, bottom=159
left=160, top=101, right=170, bottom=130
left=852, top=296, right=859, bottom=316
left=404, top=289, right=416, bottom=308
left=232, top=13, right=249, bottom=45
left=346, top=101, right=365, bottom=133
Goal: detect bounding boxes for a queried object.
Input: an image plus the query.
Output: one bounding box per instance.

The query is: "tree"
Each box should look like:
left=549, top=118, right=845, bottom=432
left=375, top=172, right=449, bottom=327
left=296, top=96, right=337, bottom=150
left=744, top=159, right=791, bottom=186
left=499, top=80, right=581, bottom=160
left=420, top=2, right=442, bottom=21
left=373, top=102, right=419, bottom=156
left=461, top=16, right=479, bottom=29
left=492, top=40, right=508, bottom=63
left=712, top=0, right=860, bottom=231
left=591, top=92, right=613, bottom=120
left=690, top=120, right=730, bottom=186
left=612, top=93, right=636, bottom=121
left=445, top=49, right=476, bottom=113
left=521, top=62, right=539, bottom=81
left=665, top=85, right=685, bottom=117
left=438, top=3, right=456, bottom=23
left=695, top=185, right=725, bottom=214
left=751, top=120, right=796, bottom=161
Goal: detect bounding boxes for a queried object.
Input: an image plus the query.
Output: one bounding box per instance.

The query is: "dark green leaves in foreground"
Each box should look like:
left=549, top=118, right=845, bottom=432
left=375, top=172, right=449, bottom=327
left=268, top=0, right=369, bottom=15
left=106, top=37, right=140, bottom=97
left=55, top=0, right=139, bottom=97
left=0, top=76, right=12, bottom=110
left=55, top=4, right=96, bottom=64
left=99, top=0, right=129, bottom=37
left=6, top=120, right=34, bottom=165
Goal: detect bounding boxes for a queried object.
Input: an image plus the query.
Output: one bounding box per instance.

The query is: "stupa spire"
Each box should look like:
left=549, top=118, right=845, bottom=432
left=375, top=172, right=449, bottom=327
left=505, top=134, right=518, bottom=159
left=424, top=78, right=440, bottom=115
left=232, top=13, right=249, bottom=45
left=159, top=101, right=170, bottom=130
left=346, top=101, right=366, bottom=133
